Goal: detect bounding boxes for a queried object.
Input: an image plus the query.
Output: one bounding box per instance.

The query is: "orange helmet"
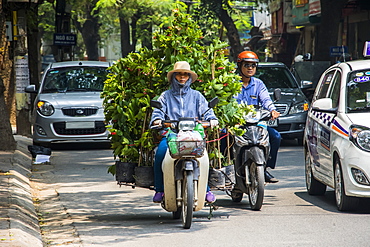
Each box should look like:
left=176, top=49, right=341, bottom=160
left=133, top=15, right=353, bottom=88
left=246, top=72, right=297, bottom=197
left=237, top=51, right=259, bottom=63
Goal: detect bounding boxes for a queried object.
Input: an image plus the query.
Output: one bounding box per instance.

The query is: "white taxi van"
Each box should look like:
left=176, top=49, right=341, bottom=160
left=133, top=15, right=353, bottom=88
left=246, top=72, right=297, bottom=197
left=304, top=43, right=370, bottom=211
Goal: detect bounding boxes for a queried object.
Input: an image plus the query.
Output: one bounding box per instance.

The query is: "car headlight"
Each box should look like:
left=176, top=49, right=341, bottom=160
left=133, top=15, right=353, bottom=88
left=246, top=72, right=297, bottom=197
left=349, top=125, right=370, bottom=152
left=37, top=101, right=55, bottom=116
left=289, top=102, right=309, bottom=114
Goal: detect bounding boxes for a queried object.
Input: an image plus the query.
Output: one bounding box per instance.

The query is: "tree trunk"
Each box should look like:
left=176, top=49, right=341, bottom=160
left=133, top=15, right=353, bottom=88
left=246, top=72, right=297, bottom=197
left=315, top=0, right=348, bottom=61
left=216, top=7, right=243, bottom=62
left=0, top=2, right=16, bottom=150
left=16, top=4, right=41, bottom=137
left=141, top=22, right=153, bottom=50
left=120, top=14, right=135, bottom=57
left=74, top=1, right=100, bottom=61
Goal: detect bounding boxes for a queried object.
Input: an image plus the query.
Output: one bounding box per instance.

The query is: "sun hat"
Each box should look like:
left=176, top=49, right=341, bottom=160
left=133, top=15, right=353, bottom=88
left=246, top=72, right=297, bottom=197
left=167, top=61, right=198, bottom=82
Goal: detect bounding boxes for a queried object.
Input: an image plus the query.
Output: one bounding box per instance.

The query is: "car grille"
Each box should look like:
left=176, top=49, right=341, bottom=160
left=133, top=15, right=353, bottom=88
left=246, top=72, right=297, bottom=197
left=274, top=104, right=289, bottom=116
left=273, top=124, right=291, bottom=132
left=62, top=107, right=98, bottom=117
left=53, top=121, right=106, bottom=135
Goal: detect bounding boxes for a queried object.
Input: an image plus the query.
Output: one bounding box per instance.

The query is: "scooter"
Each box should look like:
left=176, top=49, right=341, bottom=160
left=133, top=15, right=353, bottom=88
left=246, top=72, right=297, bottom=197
left=230, top=89, right=281, bottom=210
left=150, top=97, right=218, bottom=229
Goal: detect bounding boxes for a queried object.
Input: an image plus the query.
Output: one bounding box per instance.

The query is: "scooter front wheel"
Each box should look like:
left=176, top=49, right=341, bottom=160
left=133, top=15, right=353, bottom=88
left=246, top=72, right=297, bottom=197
left=248, top=162, right=264, bottom=210
left=182, top=170, right=194, bottom=229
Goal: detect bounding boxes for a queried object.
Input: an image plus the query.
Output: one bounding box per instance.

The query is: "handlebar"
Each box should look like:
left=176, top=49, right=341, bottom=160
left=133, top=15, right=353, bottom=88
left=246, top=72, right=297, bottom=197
left=150, top=120, right=212, bottom=130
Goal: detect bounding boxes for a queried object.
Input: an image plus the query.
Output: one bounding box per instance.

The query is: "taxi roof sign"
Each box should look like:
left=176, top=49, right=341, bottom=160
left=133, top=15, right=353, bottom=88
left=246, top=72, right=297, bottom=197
left=363, top=41, right=370, bottom=58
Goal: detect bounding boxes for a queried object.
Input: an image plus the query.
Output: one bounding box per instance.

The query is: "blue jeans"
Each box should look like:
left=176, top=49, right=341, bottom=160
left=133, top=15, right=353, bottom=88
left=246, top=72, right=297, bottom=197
left=267, top=126, right=281, bottom=169
left=153, top=137, right=211, bottom=193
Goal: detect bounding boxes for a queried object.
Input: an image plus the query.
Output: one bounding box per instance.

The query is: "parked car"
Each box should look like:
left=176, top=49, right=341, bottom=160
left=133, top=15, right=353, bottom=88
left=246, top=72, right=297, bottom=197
left=304, top=59, right=370, bottom=211
left=25, top=61, right=111, bottom=147
left=255, top=62, right=311, bottom=145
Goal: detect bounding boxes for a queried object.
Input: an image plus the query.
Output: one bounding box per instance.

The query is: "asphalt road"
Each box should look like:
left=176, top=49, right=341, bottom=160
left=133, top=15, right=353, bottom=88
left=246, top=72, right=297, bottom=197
left=30, top=140, right=370, bottom=247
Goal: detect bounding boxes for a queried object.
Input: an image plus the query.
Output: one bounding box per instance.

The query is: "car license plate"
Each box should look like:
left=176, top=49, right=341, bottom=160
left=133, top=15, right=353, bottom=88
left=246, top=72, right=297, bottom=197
left=267, top=119, right=278, bottom=127
left=65, top=121, right=95, bottom=129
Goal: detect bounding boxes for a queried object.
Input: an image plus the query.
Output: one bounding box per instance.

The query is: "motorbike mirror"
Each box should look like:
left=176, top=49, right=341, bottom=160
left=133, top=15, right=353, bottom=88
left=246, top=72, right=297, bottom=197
left=273, top=88, right=282, bottom=102
left=150, top=100, right=162, bottom=109
left=208, top=97, right=219, bottom=108
left=150, top=99, right=170, bottom=119
left=201, top=97, right=219, bottom=120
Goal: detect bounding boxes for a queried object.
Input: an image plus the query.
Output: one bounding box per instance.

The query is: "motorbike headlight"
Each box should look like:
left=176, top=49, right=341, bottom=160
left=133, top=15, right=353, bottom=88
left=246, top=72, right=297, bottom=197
left=289, top=102, right=309, bottom=114
left=37, top=101, right=55, bottom=116
left=349, top=125, right=370, bottom=152
left=244, top=111, right=260, bottom=123
left=178, top=120, right=195, bottom=131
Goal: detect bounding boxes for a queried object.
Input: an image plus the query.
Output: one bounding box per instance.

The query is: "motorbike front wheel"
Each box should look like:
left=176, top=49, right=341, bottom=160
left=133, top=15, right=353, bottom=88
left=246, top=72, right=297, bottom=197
left=248, top=162, right=264, bottom=210
left=182, top=170, right=194, bottom=229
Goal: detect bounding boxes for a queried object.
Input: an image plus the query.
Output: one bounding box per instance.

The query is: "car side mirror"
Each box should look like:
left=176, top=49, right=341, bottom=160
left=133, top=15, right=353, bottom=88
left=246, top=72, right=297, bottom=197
left=312, top=98, right=337, bottom=113
left=301, top=80, right=313, bottom=89
left=25, top=85, right=37, bottom=94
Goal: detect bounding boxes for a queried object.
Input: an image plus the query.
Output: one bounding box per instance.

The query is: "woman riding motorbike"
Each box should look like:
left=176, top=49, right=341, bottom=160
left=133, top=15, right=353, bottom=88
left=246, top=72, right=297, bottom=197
left=150, top=61, right=219, bottom=203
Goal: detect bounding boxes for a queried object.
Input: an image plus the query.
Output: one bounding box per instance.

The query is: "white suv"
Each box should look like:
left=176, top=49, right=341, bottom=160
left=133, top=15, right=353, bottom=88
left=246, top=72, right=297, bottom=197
left=304, top=59, right=370, bottom=211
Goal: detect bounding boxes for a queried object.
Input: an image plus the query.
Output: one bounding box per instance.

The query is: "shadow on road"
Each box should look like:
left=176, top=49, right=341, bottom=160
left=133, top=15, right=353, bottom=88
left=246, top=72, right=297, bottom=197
left=49, top=141, right=111, bottom=151
left=295, top=190, right=370, bottom=214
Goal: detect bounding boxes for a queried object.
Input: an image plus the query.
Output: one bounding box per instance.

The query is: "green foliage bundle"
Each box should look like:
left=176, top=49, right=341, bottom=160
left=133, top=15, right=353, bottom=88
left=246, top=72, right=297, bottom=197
left=101, top=2, right=252, bottom=171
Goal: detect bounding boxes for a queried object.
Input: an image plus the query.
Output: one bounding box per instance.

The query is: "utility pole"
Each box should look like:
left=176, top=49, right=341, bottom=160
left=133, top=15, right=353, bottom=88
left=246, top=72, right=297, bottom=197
left=55, top=0, right=73, bottom=61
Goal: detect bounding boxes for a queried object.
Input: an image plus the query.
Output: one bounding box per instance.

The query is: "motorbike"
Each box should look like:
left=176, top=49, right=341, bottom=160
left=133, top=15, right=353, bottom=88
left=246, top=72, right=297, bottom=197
left=150, top=97, right=218, bottom=229
left=230, top=89, right=281, bottom=210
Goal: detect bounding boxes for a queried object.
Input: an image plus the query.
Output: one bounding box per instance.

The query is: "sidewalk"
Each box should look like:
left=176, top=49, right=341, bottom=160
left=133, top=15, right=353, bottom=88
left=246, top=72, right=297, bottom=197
left=0, top=135, right=43, bottom=247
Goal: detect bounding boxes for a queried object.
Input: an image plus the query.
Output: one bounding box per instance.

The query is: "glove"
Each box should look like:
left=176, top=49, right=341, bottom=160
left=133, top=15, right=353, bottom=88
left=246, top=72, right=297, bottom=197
left=153, top=119, right=162, bottom=126
left=210, top=119, right=219, bottom=128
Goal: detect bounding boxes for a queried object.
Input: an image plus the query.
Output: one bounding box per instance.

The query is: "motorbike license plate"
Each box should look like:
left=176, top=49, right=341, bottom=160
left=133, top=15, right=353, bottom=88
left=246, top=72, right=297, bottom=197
left=266, top=119, right=278, bottom=127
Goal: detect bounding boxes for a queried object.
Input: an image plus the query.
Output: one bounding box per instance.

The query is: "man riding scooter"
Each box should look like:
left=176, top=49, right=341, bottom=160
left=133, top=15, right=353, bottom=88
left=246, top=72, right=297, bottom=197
left=234, top=51, right=281, bottom=183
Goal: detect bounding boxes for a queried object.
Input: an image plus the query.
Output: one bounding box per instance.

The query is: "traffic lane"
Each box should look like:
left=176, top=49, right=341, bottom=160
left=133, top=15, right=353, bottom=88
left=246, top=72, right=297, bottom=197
left=34, top=139, right=370, bottom=247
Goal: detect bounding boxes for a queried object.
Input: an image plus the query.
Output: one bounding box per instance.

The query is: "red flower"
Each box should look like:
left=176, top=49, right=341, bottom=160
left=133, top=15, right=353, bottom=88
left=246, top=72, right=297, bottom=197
left=111, top=132, right=117, bottom=135
left=223, top=83, right=228, bottom=86
left=217, top=67, right=225, bottom=70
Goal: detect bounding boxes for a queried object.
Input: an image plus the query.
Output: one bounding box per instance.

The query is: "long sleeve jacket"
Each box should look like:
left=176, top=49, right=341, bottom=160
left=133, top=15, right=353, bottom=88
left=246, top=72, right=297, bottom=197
left=150, top=78, right=217, bottom=125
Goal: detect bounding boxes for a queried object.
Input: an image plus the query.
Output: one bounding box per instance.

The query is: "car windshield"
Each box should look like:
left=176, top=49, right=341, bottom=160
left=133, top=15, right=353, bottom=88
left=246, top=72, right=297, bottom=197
left=347, top=69, right=370, bottom=112
left=255, top=67, right=298, bottom=89
left=41, top=66, right=108, bottom=93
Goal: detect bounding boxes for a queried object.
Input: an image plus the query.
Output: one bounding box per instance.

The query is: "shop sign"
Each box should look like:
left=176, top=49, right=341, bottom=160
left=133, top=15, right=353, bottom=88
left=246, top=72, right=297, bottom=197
left=292, top=0, right=310, bottom=25
left=330, top=46, right=348, bottom=57
left=309, top=0, right=321, bottom=16
left=53, top=33, right=76, bottom=46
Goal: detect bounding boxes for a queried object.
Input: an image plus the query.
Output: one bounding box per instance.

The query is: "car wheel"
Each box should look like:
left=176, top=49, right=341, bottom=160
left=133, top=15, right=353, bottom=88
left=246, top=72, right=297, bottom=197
left=297, top=137, right=303, bottom=146
left=334, top=159, right=359, bottom=211
left=305, top=150, right=326, bottom=195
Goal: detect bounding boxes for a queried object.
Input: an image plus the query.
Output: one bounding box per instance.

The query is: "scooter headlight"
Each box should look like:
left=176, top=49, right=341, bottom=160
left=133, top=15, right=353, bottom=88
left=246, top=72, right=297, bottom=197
left=178, top=120, right=195, bottom=131
left=244, top=111, right=260, bottom=123
left=349, top=125, right=370, bottom=152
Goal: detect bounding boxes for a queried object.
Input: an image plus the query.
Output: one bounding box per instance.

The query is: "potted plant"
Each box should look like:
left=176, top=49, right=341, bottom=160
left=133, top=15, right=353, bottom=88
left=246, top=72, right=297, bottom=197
left=102, top=2, right=252, bottom=187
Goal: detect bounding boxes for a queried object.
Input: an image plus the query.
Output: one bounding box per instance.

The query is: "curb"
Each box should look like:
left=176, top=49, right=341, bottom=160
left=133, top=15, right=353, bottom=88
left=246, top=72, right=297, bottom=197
left=0, top=135, right=43, bottom=247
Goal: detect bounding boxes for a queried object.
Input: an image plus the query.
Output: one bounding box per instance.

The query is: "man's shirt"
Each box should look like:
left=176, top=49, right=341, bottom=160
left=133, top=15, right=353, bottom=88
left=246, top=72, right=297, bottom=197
left=234, top=77, right=276, bottom=112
